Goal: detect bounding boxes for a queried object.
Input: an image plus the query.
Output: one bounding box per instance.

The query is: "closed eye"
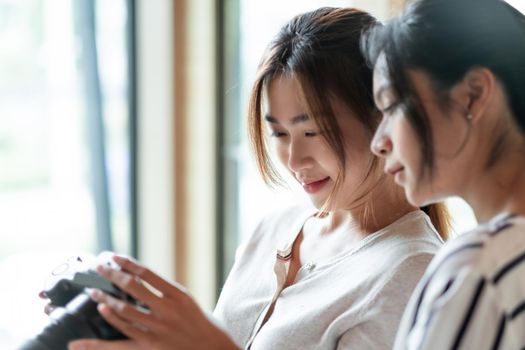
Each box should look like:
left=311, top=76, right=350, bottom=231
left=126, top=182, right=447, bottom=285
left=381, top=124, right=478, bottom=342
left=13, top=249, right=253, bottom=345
left=270, top=130, right=287, bottom=138
left=305, top=131, right=319, bottom=137
left=383, top=102, right=400, bottom=115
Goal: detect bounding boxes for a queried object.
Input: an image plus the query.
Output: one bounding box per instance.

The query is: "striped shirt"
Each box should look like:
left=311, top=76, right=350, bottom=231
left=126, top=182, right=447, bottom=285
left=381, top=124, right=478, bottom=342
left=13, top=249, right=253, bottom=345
left=394, top=214, right=525, bottom=350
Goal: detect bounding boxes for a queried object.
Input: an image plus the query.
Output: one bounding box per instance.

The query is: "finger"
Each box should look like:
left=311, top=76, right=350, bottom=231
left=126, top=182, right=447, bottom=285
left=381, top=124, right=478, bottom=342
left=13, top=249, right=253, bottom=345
left=96, top=266, right=159, bottom=308
left=38, top=290, right=47, bottom=299
left=90, top=289, right=162, bottom=333
left=44, top=303, right=57, bottom=315
left=97, top=303, right=157, bottom=344
left=68, top=338, right=137, bottom=350
left=112, top=255, right=188, bottom=299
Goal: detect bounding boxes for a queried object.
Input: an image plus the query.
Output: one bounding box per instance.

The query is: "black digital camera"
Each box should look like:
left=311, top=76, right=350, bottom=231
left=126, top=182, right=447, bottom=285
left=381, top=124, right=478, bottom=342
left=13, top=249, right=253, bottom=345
left=18, top=252, right=137, bottom=350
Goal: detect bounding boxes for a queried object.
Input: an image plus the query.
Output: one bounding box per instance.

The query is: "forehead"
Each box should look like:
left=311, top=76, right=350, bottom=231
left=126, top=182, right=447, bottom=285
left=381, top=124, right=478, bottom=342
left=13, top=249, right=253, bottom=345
left=265, top=75, right=305, bottom=116
left=372, top=53, right=391, bottom=95
left=267, top=75, right=302, bottom=102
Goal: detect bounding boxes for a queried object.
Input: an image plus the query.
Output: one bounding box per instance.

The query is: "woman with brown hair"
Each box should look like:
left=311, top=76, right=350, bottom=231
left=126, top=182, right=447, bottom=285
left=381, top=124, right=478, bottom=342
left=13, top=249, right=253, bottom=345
left=68, top=7, right=449, bottom=350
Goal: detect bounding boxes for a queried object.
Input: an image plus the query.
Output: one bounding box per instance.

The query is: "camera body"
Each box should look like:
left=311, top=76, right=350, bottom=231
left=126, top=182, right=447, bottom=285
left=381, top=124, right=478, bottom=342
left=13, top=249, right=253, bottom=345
left=18, top=252, right=136, bottom=350
left=44, top=252, right=131, bottom=307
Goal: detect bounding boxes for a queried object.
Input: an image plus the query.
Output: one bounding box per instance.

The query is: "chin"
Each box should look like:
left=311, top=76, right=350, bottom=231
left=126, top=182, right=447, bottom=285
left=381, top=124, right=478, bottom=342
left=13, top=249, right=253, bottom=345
left=310, top=199, right=325, bottom=210
left=308, top=196, right=331, bottom=211
left=405, top=187, right=429, bottom=207
left=406, top=187, right=442, bottom=208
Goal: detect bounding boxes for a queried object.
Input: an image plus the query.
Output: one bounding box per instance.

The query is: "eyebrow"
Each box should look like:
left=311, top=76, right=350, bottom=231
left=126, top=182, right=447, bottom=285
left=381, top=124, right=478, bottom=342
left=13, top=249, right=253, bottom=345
left=264, top=114, right=310, bottom=125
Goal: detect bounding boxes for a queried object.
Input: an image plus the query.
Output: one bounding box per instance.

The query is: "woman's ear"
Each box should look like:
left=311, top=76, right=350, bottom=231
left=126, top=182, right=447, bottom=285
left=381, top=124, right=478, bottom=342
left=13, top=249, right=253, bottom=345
left=461, top=67, right=496, bottom=123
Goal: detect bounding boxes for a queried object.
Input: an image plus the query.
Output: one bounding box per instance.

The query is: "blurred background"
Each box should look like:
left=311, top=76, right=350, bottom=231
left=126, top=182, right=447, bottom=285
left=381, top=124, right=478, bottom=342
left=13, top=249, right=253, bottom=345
left=1, top=0, right=522, bottom=347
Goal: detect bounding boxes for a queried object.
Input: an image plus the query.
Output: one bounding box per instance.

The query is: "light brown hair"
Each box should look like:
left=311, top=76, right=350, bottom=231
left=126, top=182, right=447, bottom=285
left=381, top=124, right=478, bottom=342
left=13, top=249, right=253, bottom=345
left=248, top=7, right=451, bottom=239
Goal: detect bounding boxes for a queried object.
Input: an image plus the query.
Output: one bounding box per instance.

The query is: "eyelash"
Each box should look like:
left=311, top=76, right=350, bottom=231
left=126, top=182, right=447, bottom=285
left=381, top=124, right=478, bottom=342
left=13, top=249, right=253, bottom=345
left=270, top=131, right=320, bottom=138
left=271, top=131, right=287, bottom=138
left=383, top=102, right=400, bottom=115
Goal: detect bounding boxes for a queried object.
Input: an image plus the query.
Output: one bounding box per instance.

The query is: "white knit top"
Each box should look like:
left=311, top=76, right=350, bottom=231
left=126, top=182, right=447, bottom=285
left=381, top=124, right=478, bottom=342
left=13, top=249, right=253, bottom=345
left=213, top=206, right=443, bottom=349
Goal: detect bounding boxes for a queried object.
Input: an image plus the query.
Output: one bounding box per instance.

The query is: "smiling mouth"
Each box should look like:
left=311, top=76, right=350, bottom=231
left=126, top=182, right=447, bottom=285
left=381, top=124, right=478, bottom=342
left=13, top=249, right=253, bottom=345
left=302, top=177, right=330, bottom=194
left=386, top=165, right=404, bottom=176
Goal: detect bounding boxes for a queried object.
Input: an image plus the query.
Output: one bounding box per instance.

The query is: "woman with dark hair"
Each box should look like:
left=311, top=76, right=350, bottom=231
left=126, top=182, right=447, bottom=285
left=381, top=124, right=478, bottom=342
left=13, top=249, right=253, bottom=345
left=364, top=0, right=525, bottom=348
left=68, top=8, right=449, bottom=350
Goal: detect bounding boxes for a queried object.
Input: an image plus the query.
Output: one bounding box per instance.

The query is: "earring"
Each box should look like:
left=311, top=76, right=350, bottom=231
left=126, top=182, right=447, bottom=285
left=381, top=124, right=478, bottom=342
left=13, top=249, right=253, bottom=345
left=466, top=113, right=473, bottom=120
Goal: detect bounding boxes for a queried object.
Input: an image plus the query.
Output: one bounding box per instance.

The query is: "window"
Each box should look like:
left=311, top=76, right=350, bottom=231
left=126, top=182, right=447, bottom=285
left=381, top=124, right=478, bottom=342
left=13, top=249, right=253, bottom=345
left=0, top=0, right=134, bottom=346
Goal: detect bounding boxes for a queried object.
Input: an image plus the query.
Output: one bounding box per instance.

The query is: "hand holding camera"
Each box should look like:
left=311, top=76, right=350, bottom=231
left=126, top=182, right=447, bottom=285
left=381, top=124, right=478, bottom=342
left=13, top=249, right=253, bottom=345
left=68, top=254, right=238, bottom=350
left=22, top=252, right=238, bottom=350
left=18, top=252, right=139, bottom=350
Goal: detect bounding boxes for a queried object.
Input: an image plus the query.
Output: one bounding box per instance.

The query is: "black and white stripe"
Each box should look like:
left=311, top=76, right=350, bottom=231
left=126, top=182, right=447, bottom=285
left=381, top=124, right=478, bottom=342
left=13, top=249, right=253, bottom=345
left=396, top=216, right=525, bottom=350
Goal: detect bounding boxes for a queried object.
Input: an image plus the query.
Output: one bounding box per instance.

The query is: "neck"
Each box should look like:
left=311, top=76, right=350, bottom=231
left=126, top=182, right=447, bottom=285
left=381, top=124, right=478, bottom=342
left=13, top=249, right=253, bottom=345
left=462, top=147, right=525, bottom=223
left=324, top=176, right=418, bottom=235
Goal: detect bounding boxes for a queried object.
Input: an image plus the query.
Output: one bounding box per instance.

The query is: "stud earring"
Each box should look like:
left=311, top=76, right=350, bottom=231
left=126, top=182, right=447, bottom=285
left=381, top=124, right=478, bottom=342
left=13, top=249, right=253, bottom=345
left=466, top=113, right=473, bottom=120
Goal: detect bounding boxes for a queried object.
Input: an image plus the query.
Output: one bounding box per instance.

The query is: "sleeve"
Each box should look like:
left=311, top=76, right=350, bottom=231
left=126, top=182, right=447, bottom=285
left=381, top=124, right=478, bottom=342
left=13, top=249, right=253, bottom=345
left=337, top=253, right=435, bottom=349
left=396, top=267, right=504, bottom=350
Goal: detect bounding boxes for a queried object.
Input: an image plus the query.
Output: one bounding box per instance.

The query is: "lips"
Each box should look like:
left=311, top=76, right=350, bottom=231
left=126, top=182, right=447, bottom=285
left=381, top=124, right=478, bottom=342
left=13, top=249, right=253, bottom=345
left=302, top=177, right=330, bottom=194
left=385, top=164, right=404, bottom=176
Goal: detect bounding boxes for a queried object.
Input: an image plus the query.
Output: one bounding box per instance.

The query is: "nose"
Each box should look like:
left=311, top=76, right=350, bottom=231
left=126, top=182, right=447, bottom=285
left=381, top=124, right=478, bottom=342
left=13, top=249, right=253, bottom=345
left=287, top=138, right=312, bottom=172
left=371, top=121, right=392, bottom=157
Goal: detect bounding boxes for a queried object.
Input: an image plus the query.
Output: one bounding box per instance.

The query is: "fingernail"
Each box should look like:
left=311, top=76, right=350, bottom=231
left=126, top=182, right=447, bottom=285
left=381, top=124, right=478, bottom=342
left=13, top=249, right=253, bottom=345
left=44, top=304, right=56, bottom=315
left=90, top=289, right=102, bottom=300
left=95, top=265, right=107, bottom=274
left=98, top=303, right=110, bottom=315
left=68, top=342, right=85, bottom=350
left=113, top=255, right=125, bottom=263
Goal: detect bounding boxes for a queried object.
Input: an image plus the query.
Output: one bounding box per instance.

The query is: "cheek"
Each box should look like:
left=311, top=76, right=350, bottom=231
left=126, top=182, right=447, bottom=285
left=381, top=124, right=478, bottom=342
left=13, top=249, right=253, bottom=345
left=393, top=117, right=421, bottom=168
left=393, top=117, right=439, bottom=204
left=273, top=142, right=288, bottom=166
left=342, top=132, right=375, bottom=173
left=316, top=142, right=340, bottom=171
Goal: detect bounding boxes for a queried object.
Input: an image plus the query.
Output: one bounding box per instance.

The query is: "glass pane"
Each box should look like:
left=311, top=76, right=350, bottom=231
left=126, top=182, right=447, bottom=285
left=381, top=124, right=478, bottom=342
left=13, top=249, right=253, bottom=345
left=0, top=0, right=131, bottom=346
left=96, top=0, right=132, bottom=254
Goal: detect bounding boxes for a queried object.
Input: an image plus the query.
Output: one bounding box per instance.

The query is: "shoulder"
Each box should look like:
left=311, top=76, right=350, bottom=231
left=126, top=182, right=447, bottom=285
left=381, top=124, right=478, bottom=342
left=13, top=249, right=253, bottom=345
left=360, top=211, right=445, bottom=303
left=403, top=214, right=525, bottom=323
left=394, top=216, right=525, bottom=349
left=352, top=252, right=436, bottom=348
left=368, top=211, right=444, bottom=264
left=424, top=214, right=525, bottom=285
left=370, top=252, right=436, bottom=300
left=389, top=210, right=444, bottom=244
left=345, top=211, right=443, bottom=293
left=355, top=212, right=443, bottom=302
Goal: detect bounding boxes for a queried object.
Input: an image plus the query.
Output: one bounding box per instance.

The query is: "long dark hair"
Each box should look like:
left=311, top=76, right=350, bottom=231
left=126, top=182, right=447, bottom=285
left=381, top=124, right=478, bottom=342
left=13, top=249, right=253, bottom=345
left=248, top=7, right=451, bottom=238
left=362, top=0, right=525, bottom=171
